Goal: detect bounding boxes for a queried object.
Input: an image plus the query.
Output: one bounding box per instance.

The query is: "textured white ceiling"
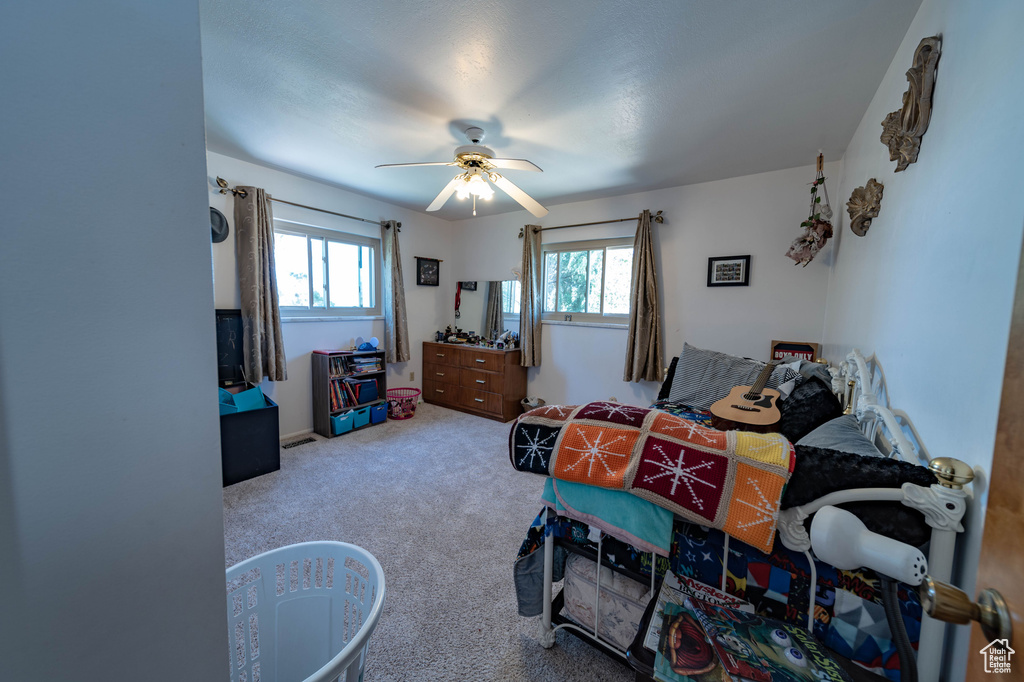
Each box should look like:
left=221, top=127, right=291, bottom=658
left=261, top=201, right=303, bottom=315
left=200, top=0, right=921, bottom=221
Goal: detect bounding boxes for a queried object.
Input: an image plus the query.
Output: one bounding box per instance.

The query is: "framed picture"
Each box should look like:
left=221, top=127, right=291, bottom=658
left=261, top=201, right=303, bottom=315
left=707, top=255, right=751, bottom=287
left=460, top=281, right=477, bottom=291
left=770, top=340, right=820, bottom=362
left=416, top=257, right=440, bottom=286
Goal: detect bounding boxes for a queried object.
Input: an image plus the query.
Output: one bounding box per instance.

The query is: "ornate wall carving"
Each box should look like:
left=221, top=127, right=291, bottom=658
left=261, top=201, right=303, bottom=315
left=847, top=179, right=884, bottom=236
left=880, top=36, right=941, bottom=172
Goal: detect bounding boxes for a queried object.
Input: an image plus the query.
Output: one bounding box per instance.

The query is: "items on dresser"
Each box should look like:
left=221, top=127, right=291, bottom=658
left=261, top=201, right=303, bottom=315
left=312, top=350, right=387, bottom=437
left=422, top=341, right=527, bottom=422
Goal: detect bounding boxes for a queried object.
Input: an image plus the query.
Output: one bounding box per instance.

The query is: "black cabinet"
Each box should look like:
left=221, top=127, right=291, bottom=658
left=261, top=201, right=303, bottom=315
left=220, top=394, right=280, bottom=486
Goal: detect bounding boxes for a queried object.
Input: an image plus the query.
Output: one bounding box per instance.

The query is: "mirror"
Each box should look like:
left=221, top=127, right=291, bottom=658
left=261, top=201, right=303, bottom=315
left=454, top=280, right=521, bottom=340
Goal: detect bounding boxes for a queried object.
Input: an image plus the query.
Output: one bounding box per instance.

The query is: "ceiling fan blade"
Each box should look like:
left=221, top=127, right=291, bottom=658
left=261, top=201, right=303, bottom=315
left=375, top=161, right=456, bottom=169
left=426, top=176, right=463, bottom=212
left=487, top=158, right=543, bottom=172
left=492, top=175, right=548, bottom=218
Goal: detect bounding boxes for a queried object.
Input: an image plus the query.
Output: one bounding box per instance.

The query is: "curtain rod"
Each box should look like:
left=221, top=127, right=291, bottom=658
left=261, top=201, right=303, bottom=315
left=215, top=177, right=401, bottom=230
left=517, top=210, right=664, bottom=238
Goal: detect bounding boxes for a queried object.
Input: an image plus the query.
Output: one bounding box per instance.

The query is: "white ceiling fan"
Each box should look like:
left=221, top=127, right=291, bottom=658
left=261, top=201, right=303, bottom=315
left=376, top=127, right=548, bottom=218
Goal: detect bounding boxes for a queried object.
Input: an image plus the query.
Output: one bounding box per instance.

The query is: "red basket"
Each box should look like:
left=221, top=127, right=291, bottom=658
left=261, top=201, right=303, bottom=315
left=385, top=388, right=421, bottom=420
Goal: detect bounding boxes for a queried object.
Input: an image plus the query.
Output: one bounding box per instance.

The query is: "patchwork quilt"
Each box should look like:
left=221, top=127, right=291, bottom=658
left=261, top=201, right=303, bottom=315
left=510, top=402, right=795, bottom=553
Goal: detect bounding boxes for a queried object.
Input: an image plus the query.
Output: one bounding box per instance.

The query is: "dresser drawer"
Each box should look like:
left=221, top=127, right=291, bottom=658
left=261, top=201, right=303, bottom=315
left=427, top=346, right=460, bottom=366
left=458, top=349, right=503, bottom=372
left=423, top=379, right=458, bottom=404
left=424, top=362, right=459, bottom=385
left=460, top=386, right=502, bottom=414
left=461, top=368, right=501, bottom=393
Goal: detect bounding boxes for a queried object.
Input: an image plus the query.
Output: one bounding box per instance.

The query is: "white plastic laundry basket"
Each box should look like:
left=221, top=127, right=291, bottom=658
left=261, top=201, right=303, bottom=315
left=226, top=541, right=386, bottom=682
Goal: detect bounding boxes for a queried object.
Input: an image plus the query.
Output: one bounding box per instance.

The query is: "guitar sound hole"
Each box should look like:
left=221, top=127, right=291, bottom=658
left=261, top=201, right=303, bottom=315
left=742, top=393, right=762, bottom=401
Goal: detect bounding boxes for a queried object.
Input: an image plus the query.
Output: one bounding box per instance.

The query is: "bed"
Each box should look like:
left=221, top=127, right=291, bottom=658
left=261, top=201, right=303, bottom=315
left=510, top=346, right=974, bottom=682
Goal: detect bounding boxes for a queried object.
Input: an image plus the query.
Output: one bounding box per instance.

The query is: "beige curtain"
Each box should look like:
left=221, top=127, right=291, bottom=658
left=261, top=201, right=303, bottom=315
left=519, top=225, right=543, bottom=367
left=484, top=281, right=503, bottom=339
left=381, top=220, right=410, bottom=363
left=234, top=186, right=287, bottom=383
left=623, top=209, right=663, bottom=382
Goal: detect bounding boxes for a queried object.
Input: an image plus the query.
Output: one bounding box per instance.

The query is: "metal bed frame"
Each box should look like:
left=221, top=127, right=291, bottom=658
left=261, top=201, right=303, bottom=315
left=535, top=349, right=975, bottom=682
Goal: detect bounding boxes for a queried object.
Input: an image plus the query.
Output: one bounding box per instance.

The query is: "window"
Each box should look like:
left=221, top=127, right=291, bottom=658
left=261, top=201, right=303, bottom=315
left=542, top=237, right=633, bottom=323
left=502, top=280, right=521, bottom=315
left=273, top=220, right=381, bottom=317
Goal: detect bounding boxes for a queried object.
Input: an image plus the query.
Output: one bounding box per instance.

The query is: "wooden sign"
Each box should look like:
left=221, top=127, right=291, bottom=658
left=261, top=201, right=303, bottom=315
left=770, top=340, right=820, bottom=362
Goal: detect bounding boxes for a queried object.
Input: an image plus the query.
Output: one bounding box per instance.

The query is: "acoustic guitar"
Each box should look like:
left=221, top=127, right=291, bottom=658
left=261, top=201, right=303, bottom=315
left=709, top=361, right=782, bottom=432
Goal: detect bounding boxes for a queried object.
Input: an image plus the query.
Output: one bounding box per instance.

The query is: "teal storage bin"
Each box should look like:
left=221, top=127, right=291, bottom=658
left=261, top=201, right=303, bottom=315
left=353, top=405, right=371, bottom=428
left=232, top=385, right=266, bottom=413
left=219, top=388, right=238, bottom=415
left=331, top=411, right=355, bottom=435
left=370, top=403, right=387, bottom=424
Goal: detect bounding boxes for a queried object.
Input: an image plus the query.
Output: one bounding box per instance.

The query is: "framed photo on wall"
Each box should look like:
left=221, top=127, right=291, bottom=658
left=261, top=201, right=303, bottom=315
left=460, top=281, right=477, bottom=291
left=416, top=257, right=440, bottom=286
left=707, top=255, right=750, bottom=287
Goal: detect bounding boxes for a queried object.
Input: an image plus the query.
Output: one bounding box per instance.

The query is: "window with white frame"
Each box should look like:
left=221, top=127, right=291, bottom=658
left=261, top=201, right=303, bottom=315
left=502, top=279, right=521, bottom=316
left=542, top=237, right=634, bottom=323
left=273, top=220, right=381, bottom=317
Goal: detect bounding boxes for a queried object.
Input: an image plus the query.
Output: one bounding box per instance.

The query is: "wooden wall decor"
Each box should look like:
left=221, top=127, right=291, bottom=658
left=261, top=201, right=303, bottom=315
left=880, top=36, right=941, bottom=172
left=847, top=179, right=884, bottom=237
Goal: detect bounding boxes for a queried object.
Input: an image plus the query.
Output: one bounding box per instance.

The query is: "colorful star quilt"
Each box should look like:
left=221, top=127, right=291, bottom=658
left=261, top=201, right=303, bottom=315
left=510, top=402, right=795, bottom=552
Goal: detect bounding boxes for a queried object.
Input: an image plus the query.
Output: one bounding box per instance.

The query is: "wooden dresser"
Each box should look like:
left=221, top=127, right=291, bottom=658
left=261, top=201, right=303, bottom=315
left=422, top=341, right=527, bottom=422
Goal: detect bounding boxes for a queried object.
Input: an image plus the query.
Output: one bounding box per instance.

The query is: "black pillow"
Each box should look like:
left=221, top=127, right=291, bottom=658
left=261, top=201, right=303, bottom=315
left=776, top=377, right=842, bottom=443
left=658, top=356, right=679, bottom=401
left=783, top=444, right=937, bottom=547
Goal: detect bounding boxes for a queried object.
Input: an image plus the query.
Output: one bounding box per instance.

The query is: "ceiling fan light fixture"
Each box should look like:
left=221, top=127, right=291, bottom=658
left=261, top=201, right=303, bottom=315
left=455, top=171, right=494, bottom=200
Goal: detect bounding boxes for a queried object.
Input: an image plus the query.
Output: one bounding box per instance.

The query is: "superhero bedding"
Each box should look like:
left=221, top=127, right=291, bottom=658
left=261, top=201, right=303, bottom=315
left=510, top=360, right=937, bottom=680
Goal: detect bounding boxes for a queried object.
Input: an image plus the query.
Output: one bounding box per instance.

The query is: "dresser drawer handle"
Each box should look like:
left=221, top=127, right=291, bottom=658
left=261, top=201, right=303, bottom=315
left=436, top=372, right=444, bottom=377
left=474, top=398, right=484, bottom=403
left=475, top=358, right=486, bottom=363
left=436, top=353, right=445, bottom=358
left=475, top=379, right=485, bottom=384
left=435, top=389, right=444, bottom=394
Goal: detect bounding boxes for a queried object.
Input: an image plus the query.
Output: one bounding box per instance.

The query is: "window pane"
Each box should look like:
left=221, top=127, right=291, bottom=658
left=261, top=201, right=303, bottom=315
left=603, top=247, right=633, bottom=314
left=558, top=250, right=588, bottom=313
left=587, top=249, right=603, bottom=314
left=544, top=253, right=558, bottom=311
left=275, top=233, right=310, bottom=307
left=310, top=238, right=325, bottom=308
left=360, top=245, right=373, bottom=308
left=503, top=280, right=521, bottom=315
left=327, top=241, right=361, bottom=307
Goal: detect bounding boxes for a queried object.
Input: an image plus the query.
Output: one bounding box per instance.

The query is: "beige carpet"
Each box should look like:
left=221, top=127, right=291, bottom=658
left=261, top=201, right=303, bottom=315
left=223, top=402, right=632, bottom=681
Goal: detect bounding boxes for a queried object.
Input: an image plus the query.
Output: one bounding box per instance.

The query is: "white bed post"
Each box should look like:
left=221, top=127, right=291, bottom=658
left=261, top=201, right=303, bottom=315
left=539, top=507, right=557, bottom=647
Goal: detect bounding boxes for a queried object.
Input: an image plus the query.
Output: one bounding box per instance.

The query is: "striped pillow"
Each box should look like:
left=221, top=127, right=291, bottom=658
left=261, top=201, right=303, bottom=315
left=666, top=343, right=800, bottom=409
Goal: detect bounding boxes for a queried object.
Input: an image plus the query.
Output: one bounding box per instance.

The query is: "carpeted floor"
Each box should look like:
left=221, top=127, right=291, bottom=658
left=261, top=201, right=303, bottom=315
left=223, top=403, right=632, bottom=681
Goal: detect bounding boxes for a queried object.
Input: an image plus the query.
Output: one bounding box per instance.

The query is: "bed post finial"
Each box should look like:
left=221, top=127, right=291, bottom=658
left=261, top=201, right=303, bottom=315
left=928, top=457, right=975, bottom=489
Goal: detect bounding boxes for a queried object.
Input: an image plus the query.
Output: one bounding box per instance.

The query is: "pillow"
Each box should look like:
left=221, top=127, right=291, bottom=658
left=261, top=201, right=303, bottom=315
left=776, top=377, right=843, bottom=443
left=783, top=444, right=937, bottom=547
left=231, top=385, right=267, bottom=412
left=796, top=413, right=883, bottom=458
left=666, top=343, right=801, bottom=410
left=657, top=356, right=679, bottom=401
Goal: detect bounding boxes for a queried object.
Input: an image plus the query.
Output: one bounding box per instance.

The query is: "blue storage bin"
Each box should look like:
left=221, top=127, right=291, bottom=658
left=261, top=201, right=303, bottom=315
left=353, top=405, right=371, bottom=428
left=331, top=411, right=355, bottom=435
left=219, top=387, right=238, bottom=415
left=370, top=402, right=387, bottom=424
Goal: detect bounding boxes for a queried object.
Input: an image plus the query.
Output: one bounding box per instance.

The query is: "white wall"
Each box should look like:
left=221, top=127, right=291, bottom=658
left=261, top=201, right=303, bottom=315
left=821, top=0, right=1024, bottom=677
left=0, top=2, right=228, bottom=680
left=452, top=162, right=839, bottom=406
left=207, top=152, right=455, bottom=437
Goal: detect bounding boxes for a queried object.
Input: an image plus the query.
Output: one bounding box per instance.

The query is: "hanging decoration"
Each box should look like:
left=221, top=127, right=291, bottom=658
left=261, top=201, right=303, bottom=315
left=880, top=36, right=941, bottom=172
left=785, top=153, right=834, bottom=266
left=846, top=179, right=885, bottom=236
